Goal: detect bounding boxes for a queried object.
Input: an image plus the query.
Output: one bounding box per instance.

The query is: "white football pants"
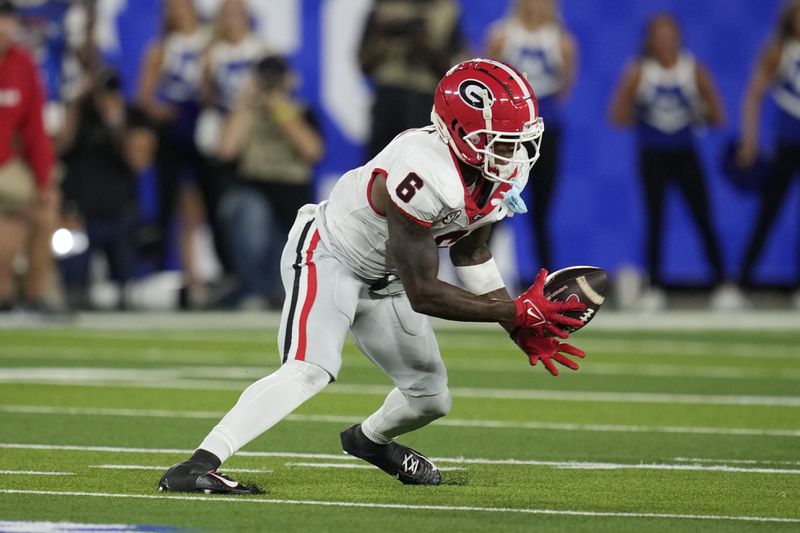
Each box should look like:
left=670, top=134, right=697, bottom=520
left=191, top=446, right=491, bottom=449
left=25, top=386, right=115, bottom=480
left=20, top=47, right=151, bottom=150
left=199, top=204, right=450, bottom=462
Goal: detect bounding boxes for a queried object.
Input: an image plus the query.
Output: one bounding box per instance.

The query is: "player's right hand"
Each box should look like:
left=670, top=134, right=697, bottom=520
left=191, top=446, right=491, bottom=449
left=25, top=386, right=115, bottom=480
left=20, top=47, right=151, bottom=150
left=512, top=268, right=586, bottom=338
left=510, top=328, right=585, bottom=376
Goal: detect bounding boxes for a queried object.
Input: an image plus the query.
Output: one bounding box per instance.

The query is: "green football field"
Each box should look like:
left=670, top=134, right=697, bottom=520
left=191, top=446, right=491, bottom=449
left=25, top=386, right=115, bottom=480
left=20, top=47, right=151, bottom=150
left=0, top=314, right=798, bottom=532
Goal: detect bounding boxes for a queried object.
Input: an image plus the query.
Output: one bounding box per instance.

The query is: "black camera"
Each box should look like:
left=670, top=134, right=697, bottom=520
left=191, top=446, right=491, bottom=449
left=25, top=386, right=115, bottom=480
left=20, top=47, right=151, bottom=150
left=255, top=55, right=289, bottom=90
left=385, top=16, right=426, bottom=38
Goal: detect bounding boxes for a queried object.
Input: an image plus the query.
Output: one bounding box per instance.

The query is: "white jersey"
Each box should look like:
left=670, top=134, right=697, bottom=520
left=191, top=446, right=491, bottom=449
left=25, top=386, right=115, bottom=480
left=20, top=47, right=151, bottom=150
left=158, top=29, right=210, bottom=103
left=636, top=53, right=702, bottom=133
left=208, top=35, right=268, bottom=111
left=773, top=39, right=800, bottom=120
left=317, top=127, right=526, bottom=281
left=495, top=20, right=564, bottom=99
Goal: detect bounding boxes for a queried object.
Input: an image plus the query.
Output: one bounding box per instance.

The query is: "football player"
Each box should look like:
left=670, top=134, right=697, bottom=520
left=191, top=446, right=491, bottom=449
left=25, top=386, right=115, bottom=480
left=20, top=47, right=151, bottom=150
left=159, top=58, right=586, bottom=494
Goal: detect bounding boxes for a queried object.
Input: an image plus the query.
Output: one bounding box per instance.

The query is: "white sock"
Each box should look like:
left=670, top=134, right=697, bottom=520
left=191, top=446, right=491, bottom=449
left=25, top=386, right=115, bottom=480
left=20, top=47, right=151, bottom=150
left=198, top=360, right=330, bottom=464
left=361, top=387, right=451, bottom=445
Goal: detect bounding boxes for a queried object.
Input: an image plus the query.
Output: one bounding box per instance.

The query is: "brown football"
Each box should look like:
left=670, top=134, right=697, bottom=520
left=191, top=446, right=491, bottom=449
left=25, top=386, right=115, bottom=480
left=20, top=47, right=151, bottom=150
left=543, top=266, right=608, bottom=333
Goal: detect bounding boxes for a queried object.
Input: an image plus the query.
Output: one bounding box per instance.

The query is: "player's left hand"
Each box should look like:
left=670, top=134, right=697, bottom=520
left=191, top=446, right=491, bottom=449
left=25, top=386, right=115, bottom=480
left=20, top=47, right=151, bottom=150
left=511, top=328, right=586, bottom=376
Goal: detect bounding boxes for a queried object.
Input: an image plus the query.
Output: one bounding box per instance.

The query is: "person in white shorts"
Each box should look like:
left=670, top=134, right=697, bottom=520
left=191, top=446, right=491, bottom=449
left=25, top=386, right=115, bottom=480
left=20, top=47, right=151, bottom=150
left=159, top=58, right=586, bottom=493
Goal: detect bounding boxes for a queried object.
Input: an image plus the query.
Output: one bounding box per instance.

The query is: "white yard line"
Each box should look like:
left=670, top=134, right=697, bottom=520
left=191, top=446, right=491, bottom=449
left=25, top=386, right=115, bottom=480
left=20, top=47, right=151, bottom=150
left=284, top=462, right=371, bottom=469
left=545, top=463, right=800, bottom=474
left=4, top=337, right=800, bottom=361
left=0, top=470, right=74, bottom=476
left=88, top=464, right=271, bottom=473
left=284, top=462, right=464, bottom=472
left=1, top=443, right=799, bottom=475
left=2, top=405, right=798, bottom=438
left=0, top=521, right=175, bottom=532
left=1, top=308, right=798, bottom=331
left=434, top=419, right=800, bottom=438
left=2, top=369, right=800, bottom=407
left=672, top=457, right=800, bottom=466
left=432, top=336, right=800, bottom=359
left=0, top=489, right=797, bottom=524
left=420, top=386, right=800, bottom=407
left=4, top=354, right=799, bottom=380
left=0, top=345, right=245, bottom=358
left=580, top=363, right=800, bottom=379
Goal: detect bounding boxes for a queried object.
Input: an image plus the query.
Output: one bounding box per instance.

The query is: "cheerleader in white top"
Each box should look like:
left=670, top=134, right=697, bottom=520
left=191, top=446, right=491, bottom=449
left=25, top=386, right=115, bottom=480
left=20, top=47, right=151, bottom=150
left=738, top=0, right=800, bottom=293
left=136, top=0, right=226, bottom=303
left=485, top=0, right=577, bottom=276
left=609, top=13, right=728, bottom=302
left=201, top=0, right=268, bottom=114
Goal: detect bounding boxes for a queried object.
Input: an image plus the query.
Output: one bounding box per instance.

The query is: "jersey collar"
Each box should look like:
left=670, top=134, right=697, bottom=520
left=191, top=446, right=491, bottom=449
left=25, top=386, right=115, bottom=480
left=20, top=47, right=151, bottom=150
left=449, top=150, right=513, bottom=224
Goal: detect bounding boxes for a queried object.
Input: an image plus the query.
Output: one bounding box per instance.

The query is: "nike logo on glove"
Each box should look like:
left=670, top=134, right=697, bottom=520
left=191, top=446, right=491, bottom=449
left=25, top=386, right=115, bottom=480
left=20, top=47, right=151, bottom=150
left=524, top=299, right=546, bottom=326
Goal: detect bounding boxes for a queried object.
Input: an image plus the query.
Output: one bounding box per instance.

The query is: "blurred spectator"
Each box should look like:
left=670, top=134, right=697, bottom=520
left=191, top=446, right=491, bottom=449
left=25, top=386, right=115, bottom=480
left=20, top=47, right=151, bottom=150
left=57, top=68, right=156, bottom=310
left=608, top=13, right=738, bottom=311
left=485, top=0, right=577, bottom=275
left=14, top=0, right=82, bottom=314
left=358, top=0, right=466, bottom=160
left=0, top=0, right=57, bottom=312
left=215, top=55, right=324, bottom=309
left=136, top=0, right=224, bottom=307
left=194, top=0, right=268, bottom=236
left=201, top=0, right=267, bottom=114
left=14, top=0, right=73, bottom=129
left=195, top=0, right=267, bottom=158
left=737, top=0, right=800, bottom=304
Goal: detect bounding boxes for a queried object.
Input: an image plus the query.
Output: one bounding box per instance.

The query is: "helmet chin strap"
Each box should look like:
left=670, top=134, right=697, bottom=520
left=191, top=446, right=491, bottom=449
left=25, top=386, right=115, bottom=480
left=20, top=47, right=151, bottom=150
left=481, top=89, right=493, bottom=132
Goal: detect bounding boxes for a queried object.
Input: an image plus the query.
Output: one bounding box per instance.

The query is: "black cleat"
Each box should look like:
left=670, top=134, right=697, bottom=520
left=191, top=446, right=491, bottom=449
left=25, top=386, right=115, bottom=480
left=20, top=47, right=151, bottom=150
left=158, top=461, right=259, bottom=495
left=340, top=424, right=440, bottom=485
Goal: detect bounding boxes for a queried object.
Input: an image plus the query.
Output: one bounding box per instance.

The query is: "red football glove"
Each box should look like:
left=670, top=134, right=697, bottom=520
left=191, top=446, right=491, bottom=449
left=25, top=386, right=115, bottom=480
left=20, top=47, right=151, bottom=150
left=511, top=328, right=586, bottom=376
left=513, top=268, right=586, bottom=338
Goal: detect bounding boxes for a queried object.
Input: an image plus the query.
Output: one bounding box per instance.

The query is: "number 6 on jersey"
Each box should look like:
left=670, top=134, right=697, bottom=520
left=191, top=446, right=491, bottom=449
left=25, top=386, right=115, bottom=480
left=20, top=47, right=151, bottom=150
left=395, top=173, right=425, bottom=202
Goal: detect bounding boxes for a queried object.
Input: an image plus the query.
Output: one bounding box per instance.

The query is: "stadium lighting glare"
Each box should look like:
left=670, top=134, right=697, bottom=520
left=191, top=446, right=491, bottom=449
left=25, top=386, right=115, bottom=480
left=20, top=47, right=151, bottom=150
left=51, top=228, right=89, bottom=258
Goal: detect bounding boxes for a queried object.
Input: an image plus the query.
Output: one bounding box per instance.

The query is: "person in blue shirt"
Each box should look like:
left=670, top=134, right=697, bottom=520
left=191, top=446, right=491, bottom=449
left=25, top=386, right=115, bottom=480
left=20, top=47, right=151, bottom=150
left=609, top=13, right=732, bottom=310
left=737, top=0, right=800, bottom=304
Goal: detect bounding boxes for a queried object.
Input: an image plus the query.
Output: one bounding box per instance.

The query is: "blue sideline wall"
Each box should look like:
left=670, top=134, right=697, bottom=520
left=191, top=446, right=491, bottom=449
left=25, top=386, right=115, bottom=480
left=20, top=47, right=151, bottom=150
left=103, top=0, right=793, bottom=285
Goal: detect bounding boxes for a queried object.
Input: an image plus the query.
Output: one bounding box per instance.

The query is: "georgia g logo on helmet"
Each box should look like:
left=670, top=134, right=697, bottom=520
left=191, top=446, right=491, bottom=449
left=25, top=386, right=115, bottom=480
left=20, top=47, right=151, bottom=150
left=458, top=79, right=494, bottom=109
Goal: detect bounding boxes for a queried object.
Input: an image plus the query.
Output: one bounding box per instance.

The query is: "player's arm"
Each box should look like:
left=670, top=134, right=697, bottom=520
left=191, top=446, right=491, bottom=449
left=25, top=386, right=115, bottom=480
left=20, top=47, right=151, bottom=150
left=386, top=199, right=516, bottom=323
left=448, top=223, right=586, bottom=376
left=448, top=224, right=514, bottom=332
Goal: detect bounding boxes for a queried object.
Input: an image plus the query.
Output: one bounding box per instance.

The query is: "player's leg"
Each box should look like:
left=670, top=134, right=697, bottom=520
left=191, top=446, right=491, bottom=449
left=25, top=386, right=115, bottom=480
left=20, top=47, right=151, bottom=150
left=160, top=209, right=360, bottom=493
left=674, top=148, right=725, bottom=284
left=341, top=292, right=449, bottom=484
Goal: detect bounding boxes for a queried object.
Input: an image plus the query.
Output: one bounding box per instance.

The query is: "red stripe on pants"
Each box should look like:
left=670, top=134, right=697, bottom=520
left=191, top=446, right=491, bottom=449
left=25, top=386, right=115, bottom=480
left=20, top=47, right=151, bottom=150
left=295, top=229, right=321, bottom=361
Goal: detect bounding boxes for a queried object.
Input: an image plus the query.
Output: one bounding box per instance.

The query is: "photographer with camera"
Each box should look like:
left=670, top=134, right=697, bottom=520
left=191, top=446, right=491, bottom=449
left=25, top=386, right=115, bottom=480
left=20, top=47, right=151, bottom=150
left=215, top=55, right=324, bottom=310
left=358, top=0, right=467, bottom=160
left=57, top=67, right=156, bottom=310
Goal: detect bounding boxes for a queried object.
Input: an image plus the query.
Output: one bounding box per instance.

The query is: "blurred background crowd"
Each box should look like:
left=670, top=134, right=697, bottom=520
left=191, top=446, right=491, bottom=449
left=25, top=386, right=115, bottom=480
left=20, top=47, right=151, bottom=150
left=0, top=0, right=799, bottom=315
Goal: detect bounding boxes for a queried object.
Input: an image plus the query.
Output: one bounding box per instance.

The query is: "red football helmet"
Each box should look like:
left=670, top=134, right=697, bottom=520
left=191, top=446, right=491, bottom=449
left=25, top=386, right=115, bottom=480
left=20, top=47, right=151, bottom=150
left=431, top=58, right=544, bottom=183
